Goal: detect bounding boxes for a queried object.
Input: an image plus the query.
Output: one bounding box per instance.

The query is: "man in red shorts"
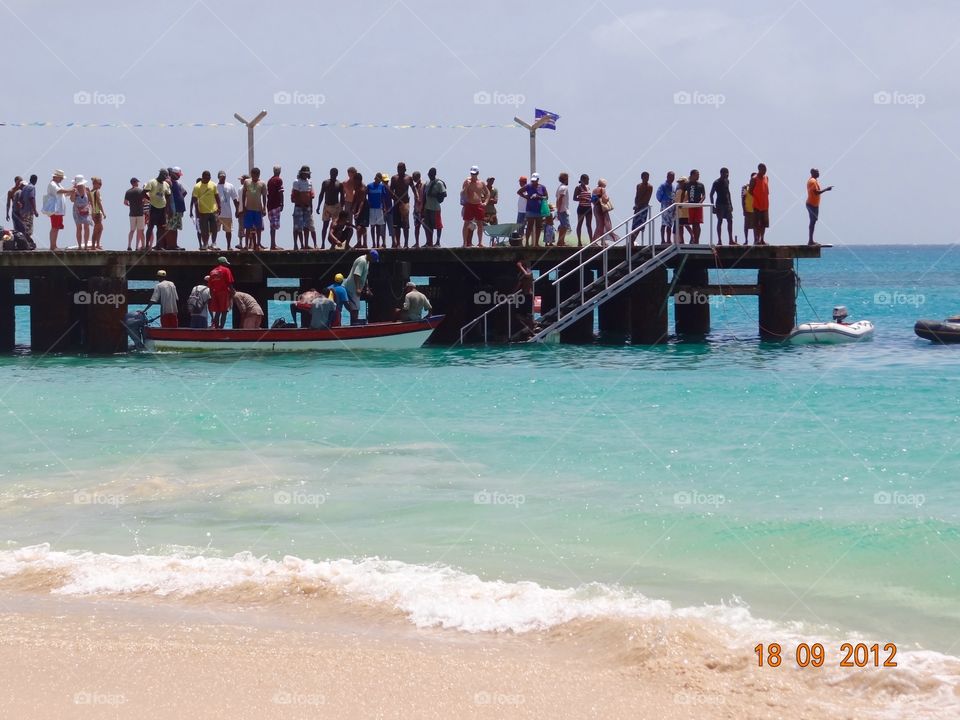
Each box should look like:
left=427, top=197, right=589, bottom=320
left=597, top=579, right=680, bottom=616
left=144, top=270, right=180, bottom=328
left=207, top=256, right=235, bottom=328
left=686, top=169, right=706, bottom=244
left=461, top=165, right=489, bottom=247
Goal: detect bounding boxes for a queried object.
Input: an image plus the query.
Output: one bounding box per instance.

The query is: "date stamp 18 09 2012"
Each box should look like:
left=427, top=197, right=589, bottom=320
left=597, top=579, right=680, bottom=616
left=755, top=642, right=898, bottom=668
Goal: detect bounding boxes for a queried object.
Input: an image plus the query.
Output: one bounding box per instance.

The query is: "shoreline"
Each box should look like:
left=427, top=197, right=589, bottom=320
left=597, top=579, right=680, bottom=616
left=0, top=590, right=895, bottom=720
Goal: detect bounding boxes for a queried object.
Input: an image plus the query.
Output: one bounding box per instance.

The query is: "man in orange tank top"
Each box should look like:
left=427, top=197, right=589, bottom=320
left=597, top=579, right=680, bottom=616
left=806, top=168, right=832, bottom=245
left=749, top=163, right=770, bottom=245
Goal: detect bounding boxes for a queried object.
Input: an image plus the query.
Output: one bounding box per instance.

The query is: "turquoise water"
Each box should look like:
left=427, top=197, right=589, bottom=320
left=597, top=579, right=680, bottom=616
left=1, top=246, right=958, bottom=652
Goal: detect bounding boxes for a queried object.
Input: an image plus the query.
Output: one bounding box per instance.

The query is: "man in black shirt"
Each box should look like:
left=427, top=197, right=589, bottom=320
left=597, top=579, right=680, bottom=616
left=686, top=169, right=706, bottom=244
left=710, top=167, right=735, bottom=245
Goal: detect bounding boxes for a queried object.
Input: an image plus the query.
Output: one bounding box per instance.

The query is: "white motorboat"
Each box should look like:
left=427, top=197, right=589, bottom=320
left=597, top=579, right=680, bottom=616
left=787, top=306, right=874, bottom=344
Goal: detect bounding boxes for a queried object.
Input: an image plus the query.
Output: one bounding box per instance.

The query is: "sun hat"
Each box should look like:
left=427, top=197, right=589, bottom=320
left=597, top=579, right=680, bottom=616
left=73, top=175, right=87, bottom=187
left=53, top=169, right=65, bottom=178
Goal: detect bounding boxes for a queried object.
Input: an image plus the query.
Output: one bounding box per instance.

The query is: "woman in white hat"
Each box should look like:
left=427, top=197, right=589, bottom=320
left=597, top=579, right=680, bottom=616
left=71, top=175, right=93, bottom=250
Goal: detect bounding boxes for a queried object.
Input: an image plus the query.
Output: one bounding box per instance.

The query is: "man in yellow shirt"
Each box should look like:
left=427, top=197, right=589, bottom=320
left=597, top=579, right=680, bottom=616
left=190, top=170, right=221, bottom=250
left=806, top=168, right=833, bottom=246
left=144, top=169, right=171, bottom=250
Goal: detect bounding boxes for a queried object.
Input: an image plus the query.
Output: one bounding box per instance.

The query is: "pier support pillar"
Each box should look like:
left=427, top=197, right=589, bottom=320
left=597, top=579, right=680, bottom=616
left=629, top=266, right=669, bottom=344
left=84, top=277, right=128, bottom=354
left=367, top=261, right=407, bottom=324
left=758, top=264, right=796, bottom=341
left=597, top=291, right=630, bottom=340
left=30, top=276, right=82, bottom=353
left=0, top=276, right=14, bottom=352
left=674, top=265, right=710, bottom=337
left=557, top=271, right=595, bottom=345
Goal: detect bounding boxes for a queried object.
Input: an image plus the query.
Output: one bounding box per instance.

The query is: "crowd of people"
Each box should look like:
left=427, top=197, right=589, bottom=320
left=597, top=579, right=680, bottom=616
left=140, top=249, right=432, bottom=331
left=3, top=161, right=832, bottom=252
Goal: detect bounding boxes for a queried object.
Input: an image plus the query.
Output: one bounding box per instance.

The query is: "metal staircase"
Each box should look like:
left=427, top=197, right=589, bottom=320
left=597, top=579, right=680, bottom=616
left=459, top=203, right=715, bottom=344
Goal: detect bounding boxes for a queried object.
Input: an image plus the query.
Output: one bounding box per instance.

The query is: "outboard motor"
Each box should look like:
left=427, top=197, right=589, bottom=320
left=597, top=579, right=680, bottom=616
left=123, top=311, right=148, bottom=350
left=832, top=305, right=849, bottom=323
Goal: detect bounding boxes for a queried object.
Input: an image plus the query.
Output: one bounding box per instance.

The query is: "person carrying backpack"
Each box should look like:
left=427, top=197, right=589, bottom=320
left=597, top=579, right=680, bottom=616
left=187, top=276, right=212, bottom=328
left=423, top=167, right=446, bottom=247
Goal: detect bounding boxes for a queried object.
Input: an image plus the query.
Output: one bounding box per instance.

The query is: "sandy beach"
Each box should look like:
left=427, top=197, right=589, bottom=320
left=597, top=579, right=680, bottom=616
left=0, top=589, right=900, bottom=720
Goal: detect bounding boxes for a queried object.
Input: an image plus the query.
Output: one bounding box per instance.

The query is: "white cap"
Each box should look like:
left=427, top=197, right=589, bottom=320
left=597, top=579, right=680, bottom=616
left=531, top=173, right=540, bottom=181
left=73, top=174, right=87, bottom=186
left=469, top=165, right=479, bottom=175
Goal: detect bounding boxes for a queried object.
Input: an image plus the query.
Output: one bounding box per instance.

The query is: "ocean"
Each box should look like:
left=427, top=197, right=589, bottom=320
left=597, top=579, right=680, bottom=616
left=1, top=245, right=958, bottom=714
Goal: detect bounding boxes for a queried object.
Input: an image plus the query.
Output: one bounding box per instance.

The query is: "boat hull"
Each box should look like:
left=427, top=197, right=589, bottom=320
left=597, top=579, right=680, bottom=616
left=786, top=320, right=874, bottom=344
left=914, top=319, right=960, bottom=344
left=144, top=316, right=444, bottom=352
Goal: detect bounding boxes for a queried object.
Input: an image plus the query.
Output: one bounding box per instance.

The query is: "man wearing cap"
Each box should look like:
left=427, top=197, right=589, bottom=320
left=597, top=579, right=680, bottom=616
left=325, top=273, right=348, bottom=326
left=144, top=169, right=172, bottom=251
left=397, top=281, right=432, bottom=321
left=190, top=171, right=221, bottom=250
left=43, top=170, right=72, bottom=250
left=144, top=270, right=180, bottom=328
left=518, top=173, right=548, bottom=246
left=461, top=166, right=490, bottom=247
left=423, top=167, right=446, bottom=247
left=207, top=256, right=235, bottom=329
left=266, top=165, right=284, bottom=250
left=342, top=248, right=379, bottom=324
left=213, top=171, right=239, bottom=250
left=165, top=167, right=187, bottom=251
left=291, top=165, right=315, bottom=250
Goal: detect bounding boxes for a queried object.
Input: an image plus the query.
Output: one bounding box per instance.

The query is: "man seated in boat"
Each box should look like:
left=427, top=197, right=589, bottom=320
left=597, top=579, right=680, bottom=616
left=308, top=294, right=337, bottom=330
left=396, top=281, right=432, bottom=321
left=291, top=288, right=321, bottom=328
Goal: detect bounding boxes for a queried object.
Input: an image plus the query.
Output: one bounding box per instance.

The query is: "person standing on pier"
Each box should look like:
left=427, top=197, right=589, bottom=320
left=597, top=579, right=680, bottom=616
left=741, top=172, right=756, bottom=245
left=6, top=176, right=23, bottom=224
left=165, top=167, right=187, bottom=251
left=353, top=173, right=369, bottom=249
left=485, top=176, right=499, bottom=228
left=124, top=178, right=145, bottom=251
left=207, top=257, right=235, bottom=329
left=686, top=170, right=706, bottom=244
left=673, top=177, right=689, bottom=243
left=266, top=166, right=284, bottom=251
left=191, top=171, right=221, bottom=250
left=290, top=166, right=315, bottom=251
left=631, top=172, right=653, bottom=244
left=18, top=175, right=38, bottom=241
left=749, top=164, right=770, bottom=246
left=556, top=173, right=570, bottom=246
left=592, top=178, right=615, bottom=245
left=710, top=168, right=735, bottom=245
left=411, top=171, right=426, bottom=247
left=144, top=270, right=180, bottom=328
left=656, top=171, right=675, bottom=245
left=573, top=174, right=592, bottom=246
left=90, top=177, right=106, bottom=251
left=214, top=171, right=239, bottom=250
left=70, top=176, right=93, bottom=251
left=144, top=169, right=172, bottom=252
left=806, top=168, right=832, bottom=246
left=318, top=168, right=342, bottom=249
left=389, top=162, right=414, bottom=248
left=43, top=170, right=71, bottom=251
left=366, top=173, right=389, bottom=250
left=423, top=168, right=446, bottom=247
left=519, top=173, right=548, bottom=247
left=461, top=165, right=489, bottom=248
left=241, top=167, right=268, bottom=251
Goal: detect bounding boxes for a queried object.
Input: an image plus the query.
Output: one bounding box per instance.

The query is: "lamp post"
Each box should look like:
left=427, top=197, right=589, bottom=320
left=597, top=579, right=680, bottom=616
left=513, top=113, right=554, bottom=177
left=234, top=110, right=268, bottom=172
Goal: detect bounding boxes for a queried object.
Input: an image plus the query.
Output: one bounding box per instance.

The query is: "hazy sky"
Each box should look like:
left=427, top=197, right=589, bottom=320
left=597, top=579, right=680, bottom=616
left=2, top=0, right=956, bottom=248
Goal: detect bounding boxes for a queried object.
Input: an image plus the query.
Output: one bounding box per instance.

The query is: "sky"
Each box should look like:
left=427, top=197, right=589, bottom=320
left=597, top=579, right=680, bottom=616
left=1, top=0, right=956, bottom=248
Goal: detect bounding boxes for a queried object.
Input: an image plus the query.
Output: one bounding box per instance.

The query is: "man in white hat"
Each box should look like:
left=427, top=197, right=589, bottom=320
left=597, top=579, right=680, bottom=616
left=143, top=269, right=180, bottom=328
left=43, top=169, right=71, bottom=250
left=461, top=165, right=489, bottom=248
left=518, top=173, right=548, bottom=247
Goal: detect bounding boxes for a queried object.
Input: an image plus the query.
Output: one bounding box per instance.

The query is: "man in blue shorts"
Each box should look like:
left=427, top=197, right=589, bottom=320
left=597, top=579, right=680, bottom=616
left=241, top=167, right=267, bottom=250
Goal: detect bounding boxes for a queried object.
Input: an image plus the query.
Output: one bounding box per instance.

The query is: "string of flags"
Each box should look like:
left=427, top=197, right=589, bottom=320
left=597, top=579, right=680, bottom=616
left=0, top=121, right=524, bottom=129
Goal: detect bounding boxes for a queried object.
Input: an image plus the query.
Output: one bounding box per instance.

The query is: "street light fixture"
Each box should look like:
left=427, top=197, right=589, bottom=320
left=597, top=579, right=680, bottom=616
left=234, top=109, right=268, bottom=172
left=513, top=113, right=554, bottom=177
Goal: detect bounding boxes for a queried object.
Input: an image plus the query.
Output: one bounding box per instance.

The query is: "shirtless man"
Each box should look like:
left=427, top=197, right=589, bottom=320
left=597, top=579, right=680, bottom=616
left=341, top=166, right=358, bottom=221
left=317, top=168, right=342, bottom=249
left=461, top=165, right=490, bottom=247
left=389, top=162, right=414, bottom=248
left=411, top=171, right=425, bottom=248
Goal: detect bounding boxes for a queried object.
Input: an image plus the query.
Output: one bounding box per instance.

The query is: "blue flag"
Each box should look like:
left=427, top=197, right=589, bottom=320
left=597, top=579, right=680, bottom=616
left=535, top=109, right=560, bottom=130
